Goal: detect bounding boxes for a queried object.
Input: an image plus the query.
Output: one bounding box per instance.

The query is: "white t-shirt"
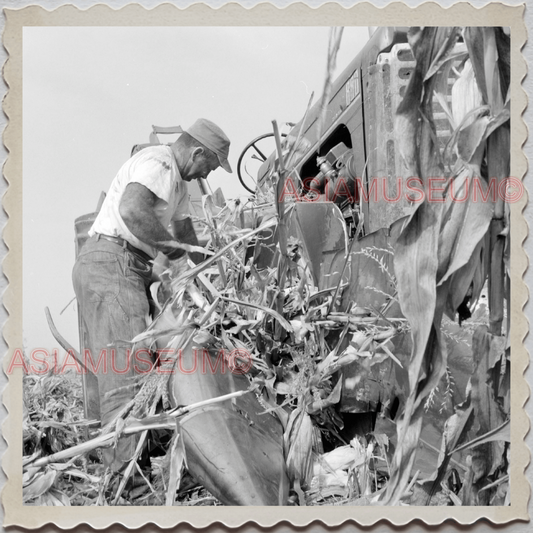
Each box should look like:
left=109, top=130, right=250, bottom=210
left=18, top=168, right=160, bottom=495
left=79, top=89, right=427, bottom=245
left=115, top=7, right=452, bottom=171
left=89, top=145, right=190, bottom=258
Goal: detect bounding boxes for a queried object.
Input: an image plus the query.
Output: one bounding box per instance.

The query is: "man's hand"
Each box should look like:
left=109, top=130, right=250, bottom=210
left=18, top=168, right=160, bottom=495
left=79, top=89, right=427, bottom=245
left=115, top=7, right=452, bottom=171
left=168, top=254, right=190, bottom=279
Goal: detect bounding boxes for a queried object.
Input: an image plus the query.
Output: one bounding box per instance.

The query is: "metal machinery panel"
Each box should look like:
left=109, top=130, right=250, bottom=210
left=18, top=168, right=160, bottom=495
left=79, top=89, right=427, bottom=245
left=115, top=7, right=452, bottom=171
left=339, top=219, right=411, bottom=414
left=365, top=43, right=417, bottom=234
left=292, top=202, right=348, bottom=290
left=169, top=338, right=289, bottom=505
left=364, top=42, right=465, bottom=233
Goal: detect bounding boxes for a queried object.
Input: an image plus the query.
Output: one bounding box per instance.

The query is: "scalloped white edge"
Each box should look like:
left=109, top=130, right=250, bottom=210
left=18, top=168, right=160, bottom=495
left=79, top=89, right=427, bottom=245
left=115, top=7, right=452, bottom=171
left=1, top=1, right=528, bottom=529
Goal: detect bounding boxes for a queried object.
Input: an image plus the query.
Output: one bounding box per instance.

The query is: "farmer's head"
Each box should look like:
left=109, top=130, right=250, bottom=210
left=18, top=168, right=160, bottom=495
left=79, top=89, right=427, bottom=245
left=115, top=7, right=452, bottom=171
left=173, top=118, right=232, bottom=182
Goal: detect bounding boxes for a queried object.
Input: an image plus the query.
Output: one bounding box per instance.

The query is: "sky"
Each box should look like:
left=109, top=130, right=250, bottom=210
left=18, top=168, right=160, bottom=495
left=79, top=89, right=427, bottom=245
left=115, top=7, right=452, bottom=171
left=23, top=26, right=370, bottom=355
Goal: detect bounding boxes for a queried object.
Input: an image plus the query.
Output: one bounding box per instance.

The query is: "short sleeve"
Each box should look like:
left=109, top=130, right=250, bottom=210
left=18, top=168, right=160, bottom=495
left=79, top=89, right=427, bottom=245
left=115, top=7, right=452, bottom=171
left=129, top=148, right=174, bottom=204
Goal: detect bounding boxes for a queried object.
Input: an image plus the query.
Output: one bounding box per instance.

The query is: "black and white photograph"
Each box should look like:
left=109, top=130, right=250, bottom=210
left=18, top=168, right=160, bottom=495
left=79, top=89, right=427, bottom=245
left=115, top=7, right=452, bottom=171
left=2, top=1, right=529, bottom=528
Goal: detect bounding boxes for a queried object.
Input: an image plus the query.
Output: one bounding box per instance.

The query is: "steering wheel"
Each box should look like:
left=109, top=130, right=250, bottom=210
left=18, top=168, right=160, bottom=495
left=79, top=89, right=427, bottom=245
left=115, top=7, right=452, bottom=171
left=237, top=132, right=287, bottom=194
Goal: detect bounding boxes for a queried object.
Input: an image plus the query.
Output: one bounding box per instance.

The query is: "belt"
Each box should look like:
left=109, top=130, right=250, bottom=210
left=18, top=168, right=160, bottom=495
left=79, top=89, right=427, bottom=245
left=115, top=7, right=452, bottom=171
left=95, top=233, right=153, bottom=262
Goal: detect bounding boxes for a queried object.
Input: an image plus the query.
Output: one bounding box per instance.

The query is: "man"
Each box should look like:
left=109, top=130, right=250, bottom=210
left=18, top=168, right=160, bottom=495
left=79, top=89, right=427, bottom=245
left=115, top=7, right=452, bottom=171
left=72, top=118, right=232, bottom=470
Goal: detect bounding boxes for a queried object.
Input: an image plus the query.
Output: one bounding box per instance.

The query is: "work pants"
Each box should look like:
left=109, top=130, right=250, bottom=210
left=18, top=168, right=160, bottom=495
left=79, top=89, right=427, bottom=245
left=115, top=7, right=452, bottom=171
left=72, top=234, right=153, bottom=471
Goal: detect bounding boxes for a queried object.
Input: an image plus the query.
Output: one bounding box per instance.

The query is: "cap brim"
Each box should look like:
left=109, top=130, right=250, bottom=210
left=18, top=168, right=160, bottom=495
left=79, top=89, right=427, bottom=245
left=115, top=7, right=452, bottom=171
left=218, top=156, right=232, bottom=173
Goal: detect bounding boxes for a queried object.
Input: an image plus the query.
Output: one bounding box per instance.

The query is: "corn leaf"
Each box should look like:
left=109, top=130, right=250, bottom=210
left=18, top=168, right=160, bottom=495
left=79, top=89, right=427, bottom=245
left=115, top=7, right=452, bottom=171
left=423, top=397, right=474, bottom=503
left=386, top=202, right=444, bottom=505
left=384, top=25, right=491, bottom=505
left=284, top=408, right=315, bottom=486
left=23, top=469, right=57, bottom=502
left=469, top=327, right=507, bottom=484
left=220, top=296, right=292, bottom=332
left=456, top=115, right=490, bottom=163
left=437, top=170, right=494, bottom=286
left=166, top=429, right=186, bottom=506
left=451, top=60, right=484, bottom=128
left=423, top=27, right=461, bottom=82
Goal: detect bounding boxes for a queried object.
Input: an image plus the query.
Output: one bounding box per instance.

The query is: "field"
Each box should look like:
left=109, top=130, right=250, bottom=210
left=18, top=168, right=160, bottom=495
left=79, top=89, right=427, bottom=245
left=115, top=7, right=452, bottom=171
left=22, top=26, right=511, bottom=507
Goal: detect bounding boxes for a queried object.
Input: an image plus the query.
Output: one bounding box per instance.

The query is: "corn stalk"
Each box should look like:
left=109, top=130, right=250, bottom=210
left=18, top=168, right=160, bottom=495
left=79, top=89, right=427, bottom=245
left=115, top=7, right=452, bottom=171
left=383, top=27, right=510, bottom=505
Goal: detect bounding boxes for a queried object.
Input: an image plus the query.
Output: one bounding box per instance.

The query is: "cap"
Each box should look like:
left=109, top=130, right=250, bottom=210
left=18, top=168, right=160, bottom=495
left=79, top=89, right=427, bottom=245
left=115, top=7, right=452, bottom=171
left=186, top=118, right=232, bottom=173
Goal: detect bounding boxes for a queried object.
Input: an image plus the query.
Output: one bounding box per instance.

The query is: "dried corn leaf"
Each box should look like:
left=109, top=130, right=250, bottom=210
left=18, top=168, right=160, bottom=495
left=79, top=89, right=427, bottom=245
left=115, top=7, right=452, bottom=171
left=166, top=430, right=186, bottom=506
left=306, top=379, right=342, bottom=415
left=315, top=443, right=365, bottom=474
left=171, top=217, right=277, bottom=294
left=310, top=442, right=367, bottom=497
left=30, top=488, right=71, bottom=506
left=23, top=469, right=57, bottom=502
left=451, top=60, right=484, bottom=128
left=221, top=295, right=292, bottom=331
left=463, top=28, right=491, bottom=105
left=284, top=409, right=315, bottom=486
left=159, top=239, right=213, bottom=257
left=463, top=29, right=510, bottom=139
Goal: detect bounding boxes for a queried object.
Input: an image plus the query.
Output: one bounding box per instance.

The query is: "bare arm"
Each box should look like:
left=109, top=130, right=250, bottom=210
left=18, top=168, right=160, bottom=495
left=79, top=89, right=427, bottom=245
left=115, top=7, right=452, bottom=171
left=119, top=183, right=182, bottom=258
left=172, top=217, right=204, bottom=264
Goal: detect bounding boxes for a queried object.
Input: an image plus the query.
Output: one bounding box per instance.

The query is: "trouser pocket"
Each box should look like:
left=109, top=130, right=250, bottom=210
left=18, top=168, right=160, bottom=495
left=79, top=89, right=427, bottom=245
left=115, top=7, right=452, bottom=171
left=73, top=250, right=121, bottom=303
left=126, top=252, right=153, bottom=286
